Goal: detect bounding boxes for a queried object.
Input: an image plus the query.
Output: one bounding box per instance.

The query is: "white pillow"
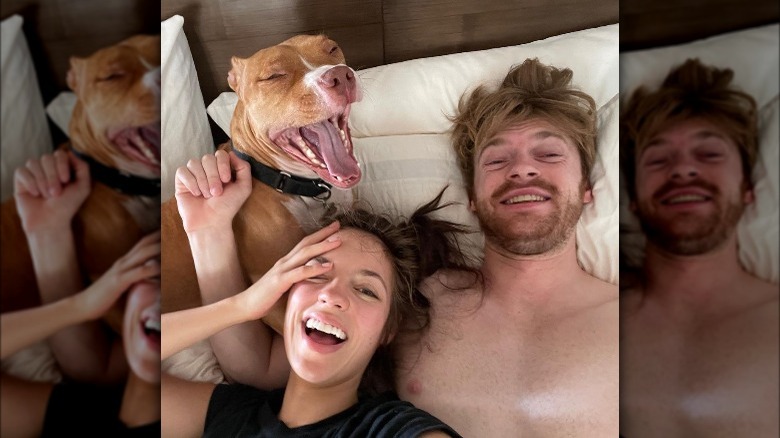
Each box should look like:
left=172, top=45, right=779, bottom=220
left=45, top=91, right=77, bottom=136
left=161, top=15, right=214, bottom=202
left=620, top=24, right=779, bottom=284
left=207, top=24, right=620, bottom=284
left=1, top=15, right=53, bottom=202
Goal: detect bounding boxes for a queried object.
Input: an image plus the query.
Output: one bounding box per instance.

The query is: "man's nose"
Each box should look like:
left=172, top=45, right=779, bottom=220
left=669, top=155, right=699, bottom=180
left=508, top=156, right=539, bottom=180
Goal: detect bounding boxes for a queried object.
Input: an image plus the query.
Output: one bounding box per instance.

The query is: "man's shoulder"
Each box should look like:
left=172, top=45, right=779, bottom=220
left=580, top=271, right=619, bottom=308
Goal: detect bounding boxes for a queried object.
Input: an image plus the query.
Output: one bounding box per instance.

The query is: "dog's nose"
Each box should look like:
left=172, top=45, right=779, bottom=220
left=319, top=66, right=356, bottom=101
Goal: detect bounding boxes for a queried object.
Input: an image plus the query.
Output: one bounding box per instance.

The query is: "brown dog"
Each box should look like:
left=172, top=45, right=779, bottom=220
left=0, top=35, right=161, bottom=316
left=161, top=35, right=361, bottom=321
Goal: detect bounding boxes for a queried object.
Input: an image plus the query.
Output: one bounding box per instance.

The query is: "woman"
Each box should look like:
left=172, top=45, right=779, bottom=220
left=162, top=151, right=469, bottom=437
left=1, top=151, right=161, bottom=436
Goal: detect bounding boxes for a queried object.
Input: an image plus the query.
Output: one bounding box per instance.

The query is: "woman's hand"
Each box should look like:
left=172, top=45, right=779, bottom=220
left=13, top=150, right=90, bottom=234
left=175, top=150, right=252, bottom=234
left=235, top=221, right=343, bottom=321
left=74, top=231, right=161, bottom=320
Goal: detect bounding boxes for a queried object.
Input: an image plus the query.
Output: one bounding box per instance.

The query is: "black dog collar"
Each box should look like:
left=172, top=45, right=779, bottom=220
left=71, top=149, right=161, bottom=197
left=231, top=145, right=332, bottom=201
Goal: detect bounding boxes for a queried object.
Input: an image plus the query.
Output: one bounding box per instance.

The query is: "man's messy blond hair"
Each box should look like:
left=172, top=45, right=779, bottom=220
left=451, top=58, right=598, bottom=197
left=621, top=58, right=758, bottom=200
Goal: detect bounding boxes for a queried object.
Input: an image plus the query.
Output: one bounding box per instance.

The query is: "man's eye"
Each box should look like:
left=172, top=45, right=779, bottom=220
left=485, top=159, right=506, bottom=166
left=700, top=152, right=723, bottom=160
left=644, top=157, right=667, bottom=167
left=307, top=276, right=328, bottom=283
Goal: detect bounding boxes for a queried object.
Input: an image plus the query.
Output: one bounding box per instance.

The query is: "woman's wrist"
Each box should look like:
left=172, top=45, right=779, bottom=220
left=25, top=224, right=74, bottom=246
left=59, top=293, right=94, bottom=325
left=224, top=291, right=256, bottom=324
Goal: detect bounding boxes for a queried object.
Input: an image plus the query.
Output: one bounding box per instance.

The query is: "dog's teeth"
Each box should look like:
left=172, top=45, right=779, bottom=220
left=304, top=148, right=316, bottom=160
left=339, top=129, right=346, bottom=142
left=320, top=163, right=327, bottom=169
left=311, top=157, right=322, bottom=166
left=296, top=139, right=307, bottom=149
left=334, top=175, right=342, bottom=182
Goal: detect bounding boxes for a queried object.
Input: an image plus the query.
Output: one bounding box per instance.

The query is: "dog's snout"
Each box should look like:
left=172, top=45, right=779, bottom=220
left=319, top=66, right=355, bottom=99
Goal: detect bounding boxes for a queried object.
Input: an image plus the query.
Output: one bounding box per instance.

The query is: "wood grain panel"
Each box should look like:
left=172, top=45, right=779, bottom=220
left=1, top=0, right=159, bottom=96
left=384, top=1, right=617, bottom=62
left=620, top=0, right=779, bottom=50
left=162, top=0, right=381, bottom=42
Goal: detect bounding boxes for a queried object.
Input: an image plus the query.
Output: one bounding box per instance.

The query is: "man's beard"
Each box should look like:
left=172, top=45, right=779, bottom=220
left=635, top=179, right=745, bottom=256
left=475, top=179, right=584, bottom=256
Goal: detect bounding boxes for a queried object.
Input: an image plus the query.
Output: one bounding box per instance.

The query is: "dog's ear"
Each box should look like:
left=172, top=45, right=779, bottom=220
left=228, top=57, right=246, bottom=93
left=66, top=57, right=85, bottom=92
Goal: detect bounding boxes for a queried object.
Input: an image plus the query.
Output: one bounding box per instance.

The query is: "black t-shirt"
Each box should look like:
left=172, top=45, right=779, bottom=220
left=205, top=383, right=461, bottom=437
left=41, top=381, right=160, bottom=438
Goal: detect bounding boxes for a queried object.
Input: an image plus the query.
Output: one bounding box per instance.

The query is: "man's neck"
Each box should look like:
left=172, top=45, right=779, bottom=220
left=481, top=235, right=590, bottom=310
left=641, top=235, right=748, bottom=318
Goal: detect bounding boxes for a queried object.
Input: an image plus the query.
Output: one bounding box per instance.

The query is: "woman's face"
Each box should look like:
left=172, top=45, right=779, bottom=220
left=122, top=280, right=161, bottom=383
left=284, top=228, right=394, bottom=388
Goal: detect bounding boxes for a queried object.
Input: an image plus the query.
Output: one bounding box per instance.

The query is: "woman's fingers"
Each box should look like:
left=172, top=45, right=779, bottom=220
left=25, top=158, right=48, bottom=198
left=201, top=153, right=223, bottom=197
left=186, top=158, right=211, bottom=198
left=283, top=236, right=342, bottom=269
left=215, top=149, right=232, bottom=183
left=290, top=221, right=341, bottom=254
left=13, top=167, right=40, bottom=197
left=53, top=150, right=71, bottom=184
left=282, top=260, right=334, bottom=285
left=67, top=151, right=90, bottom=187
left=39, top=154, right=61, bottom=197
left=175, top=166, right=201, bottom=196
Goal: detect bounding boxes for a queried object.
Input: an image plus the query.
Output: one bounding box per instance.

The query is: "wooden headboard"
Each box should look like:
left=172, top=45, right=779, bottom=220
left=161, top=0, right=619, bottom=143
left=0, top=0, right=159, bottom=144
left=620, top=0, right=779, bottom=51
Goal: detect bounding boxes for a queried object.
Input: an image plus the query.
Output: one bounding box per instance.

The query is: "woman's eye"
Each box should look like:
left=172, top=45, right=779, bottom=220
left=485, top=159, right=506, bottom=166
left=357, top=287, right=378, bottom=299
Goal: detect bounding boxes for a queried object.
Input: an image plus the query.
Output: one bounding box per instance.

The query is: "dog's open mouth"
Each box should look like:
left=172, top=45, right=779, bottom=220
left=272, top=107, right=361, bottom=189
left=110, top=121, right=161, bottom=171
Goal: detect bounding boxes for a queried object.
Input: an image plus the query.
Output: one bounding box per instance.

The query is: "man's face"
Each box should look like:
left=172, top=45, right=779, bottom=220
left=471, top=119, right=592, bottom=256
left=633, top=118, right=753, bottom=255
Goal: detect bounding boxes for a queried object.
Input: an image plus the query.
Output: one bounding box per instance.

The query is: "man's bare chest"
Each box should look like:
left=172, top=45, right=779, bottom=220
left=396, top=307, right=618, bottom=435
left=620, top=316, right=779, bottom=437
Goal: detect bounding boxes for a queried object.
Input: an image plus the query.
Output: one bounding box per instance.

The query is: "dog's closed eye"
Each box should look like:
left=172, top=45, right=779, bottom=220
left=258, top=73, right=287, bottom=82
left=98, top=71, right=126, bottom=82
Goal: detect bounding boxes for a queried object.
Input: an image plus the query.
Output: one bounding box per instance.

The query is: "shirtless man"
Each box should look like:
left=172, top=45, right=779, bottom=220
left=394, top=58, right=619, bottom=437
left=619, top=59, right=779, bottom=437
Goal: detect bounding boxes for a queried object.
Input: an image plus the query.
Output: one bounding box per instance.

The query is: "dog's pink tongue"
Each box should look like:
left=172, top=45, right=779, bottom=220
left=307, top=121, right=359, bottom=182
